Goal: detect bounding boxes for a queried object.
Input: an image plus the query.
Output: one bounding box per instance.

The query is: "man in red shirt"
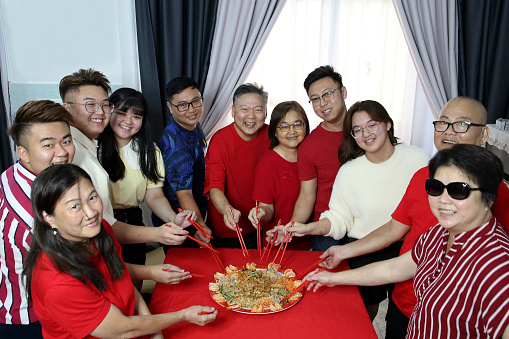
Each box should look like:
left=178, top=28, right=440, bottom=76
left=204, top=83, right=270, bottom=248
left=291, top=65, right=348, bottom=251
left=322, top=96, right=509, bottom=338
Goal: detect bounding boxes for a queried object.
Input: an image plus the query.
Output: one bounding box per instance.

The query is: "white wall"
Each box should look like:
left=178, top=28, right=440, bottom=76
left=0, top=0, right=140, bottom=116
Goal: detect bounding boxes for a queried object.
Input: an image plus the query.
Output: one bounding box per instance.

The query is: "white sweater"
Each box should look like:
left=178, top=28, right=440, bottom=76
left=322, top=144, right=429, bottom=240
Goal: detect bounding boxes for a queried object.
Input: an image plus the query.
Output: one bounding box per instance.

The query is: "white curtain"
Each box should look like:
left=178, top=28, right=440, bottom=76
left=392, top=0, right=458, bottom=119
left=200, top=0, right=287, bottom=140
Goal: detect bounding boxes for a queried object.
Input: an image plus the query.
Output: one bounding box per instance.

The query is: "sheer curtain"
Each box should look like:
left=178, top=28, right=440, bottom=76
left=239, top=0, right=433, bottom=151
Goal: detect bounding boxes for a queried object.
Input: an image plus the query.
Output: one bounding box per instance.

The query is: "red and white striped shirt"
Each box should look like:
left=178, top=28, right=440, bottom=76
left=0, top=162, right=37, bottom=324
left=407, top=217, right=509, bottom=338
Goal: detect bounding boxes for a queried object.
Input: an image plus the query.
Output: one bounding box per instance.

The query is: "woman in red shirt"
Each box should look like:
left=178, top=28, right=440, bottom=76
left=23, top=164, right=216, bottom=338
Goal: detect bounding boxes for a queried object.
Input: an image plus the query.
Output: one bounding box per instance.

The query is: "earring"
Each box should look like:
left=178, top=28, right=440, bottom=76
left=53, top=229, right=57, bottom=236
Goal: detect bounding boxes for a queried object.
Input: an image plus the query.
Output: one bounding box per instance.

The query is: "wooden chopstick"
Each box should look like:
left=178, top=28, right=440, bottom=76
left=178, top=208, right=213, bottom=239
left=281, top=268, right=324, bottom=303
left=294, top=257, right=326, bottom=280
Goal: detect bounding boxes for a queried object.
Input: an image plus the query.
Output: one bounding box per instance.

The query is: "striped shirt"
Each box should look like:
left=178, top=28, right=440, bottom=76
left=407, top=218, right=509, bottom=338
left=0, top=162, right=37, bottom=324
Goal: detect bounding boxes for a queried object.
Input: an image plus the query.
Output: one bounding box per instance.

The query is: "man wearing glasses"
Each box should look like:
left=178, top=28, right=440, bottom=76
left=60, top=69, right=189, bottom=276
left=155, top=77, right=211, bottom=250
left=318, top=96, right=509, bottom=338
left=290, top=65, right=348, bottom=251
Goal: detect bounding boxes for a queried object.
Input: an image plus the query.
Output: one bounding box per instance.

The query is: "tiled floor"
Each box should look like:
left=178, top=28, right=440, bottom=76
left=142, top=246, right=388, bottom=338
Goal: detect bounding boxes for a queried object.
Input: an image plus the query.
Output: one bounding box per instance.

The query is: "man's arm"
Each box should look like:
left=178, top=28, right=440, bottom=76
left=209, top=188, right=239, bottom=231
left=111, top=220, right=187, bottom=245
left=145, top=187, right=177, bottom=224
left=291, top=179, right=317, bottom=223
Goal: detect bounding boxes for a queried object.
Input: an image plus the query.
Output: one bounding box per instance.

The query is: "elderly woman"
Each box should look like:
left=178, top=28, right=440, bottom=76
left=23, top=164, right=216, bottom=339
left=306, top=144, right=509, bottom=338
left=271, top=100, right=429, bottom=319
left=248, top=101, right=311, bottom=249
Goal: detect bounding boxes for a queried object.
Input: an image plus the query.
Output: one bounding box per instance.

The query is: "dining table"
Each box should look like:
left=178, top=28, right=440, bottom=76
left=148, top=247, right=377, bottom=338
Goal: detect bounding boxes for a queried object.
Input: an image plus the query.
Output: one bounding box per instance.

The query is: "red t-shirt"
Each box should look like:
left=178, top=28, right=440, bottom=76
left=204, top=123, right=270, bottom=238
left=31, top=220, right=135, bottom=338
left=391, top=166, right=509, bottom=317
left=252, top=150, right=312, bottom=250
left=297, top=124, right=343, bottom=221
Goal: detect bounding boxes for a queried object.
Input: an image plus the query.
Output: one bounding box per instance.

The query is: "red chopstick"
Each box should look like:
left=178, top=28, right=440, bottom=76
left=229, top=206, right=249, bottom=257
left=178, top=208, right=213, bottom=239
left=281, top=268, right=324, bottom=303
left=262, top=219, right=280, bottom=262
left=185, top=234, right=219, bottom=253
left=272, top=233, right=289, bottom=264
left=209, top=246, right=226, bottom=273
left=278, top=234, right=291, bottom=266
left=256, top=201, right=261, bottom=256
left=294, top=257, right=326, bottom=280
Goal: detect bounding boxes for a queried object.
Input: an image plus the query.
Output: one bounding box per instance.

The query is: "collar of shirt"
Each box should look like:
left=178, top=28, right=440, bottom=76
left=71, top=126, right=99, bottom=156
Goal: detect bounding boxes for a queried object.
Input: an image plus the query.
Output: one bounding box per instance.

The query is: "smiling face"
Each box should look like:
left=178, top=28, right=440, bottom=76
left=275, top=110, right=307, bottom=151
left=18, top=122, right=75, bottom=175
left=232, top=93, right=266, bottom=141
left=428, top=165, right=491, bottom=235
left=307, top=77, right=347, bottom=130
left=167, top=87, right=203, bottom=131
left=63, top=85, right=111, bottom=140
left=351, top=111, right=393, bottom=162
left=434, top=100, right=489, bottom=151
left=43, top=177, right=103, bottom=243
left=109, top=107, right=143, bottom=147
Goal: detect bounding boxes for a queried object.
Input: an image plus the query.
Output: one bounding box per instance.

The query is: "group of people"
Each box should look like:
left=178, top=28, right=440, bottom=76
left=0, top=64, right=507, bottom=338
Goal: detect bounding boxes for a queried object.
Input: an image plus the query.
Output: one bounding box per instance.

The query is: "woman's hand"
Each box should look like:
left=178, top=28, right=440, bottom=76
left=193, top=225, right=212, bottom=245
left=265, top=225, right=287, bottom=245
left=152, top=264, right=191, bottom=284
left=319, top=246, right=346, bottom=270
left=158, top=225, right=188, bottom=246
left=173, top=210, right=196, bottom=229
left=180, top=306, right=217, bottom=326
left=223, top=206, right=241, bottom=231
left=304, top=270, right=339, bottom=292
left=248, top=207, right=266, bottom=228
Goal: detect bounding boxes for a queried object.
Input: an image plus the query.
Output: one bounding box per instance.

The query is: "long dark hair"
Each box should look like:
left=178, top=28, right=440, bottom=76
left=98, top=88, right=162, bottom=183
left=268, top=101, right=310, bottom=149
left=23, top=164, right=125, bottom=301
left=338, top=100, right=398, bottom=164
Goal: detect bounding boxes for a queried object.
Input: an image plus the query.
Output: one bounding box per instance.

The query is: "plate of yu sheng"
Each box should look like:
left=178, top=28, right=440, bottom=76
left=209, top=262, right=304, bottom=314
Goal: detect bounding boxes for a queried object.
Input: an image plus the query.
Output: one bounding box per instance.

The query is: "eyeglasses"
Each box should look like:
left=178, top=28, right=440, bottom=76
left=425, top=178, right=484, bottom=200
left=350, top=121, right=381, bottom=139
left=432, top=121, right=485, bottom=133
left=308, top=88, right=340, bottom=107
left=66, top=101, right=114, bottom=114
left=278, top=120, right=305, bottom=132
left=170, top=97, right=203, bottom=112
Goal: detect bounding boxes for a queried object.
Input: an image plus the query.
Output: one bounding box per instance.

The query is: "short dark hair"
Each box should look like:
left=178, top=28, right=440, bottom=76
left=338, top=100, right=398, bottom=164
left=59, top=68, right=111, bottom=102
left=233, top=83, right=268, bottom=106
left=7, top=100, right=73, bottom=148
left=428, top=144, right=503, bottom=207
left=268, top=101, right=310, bottom=149
left=303, top=65, right=344, bottom=94
left=23, top=164, right=125, bottom=302
left=165, top=76, right=200, bottom=102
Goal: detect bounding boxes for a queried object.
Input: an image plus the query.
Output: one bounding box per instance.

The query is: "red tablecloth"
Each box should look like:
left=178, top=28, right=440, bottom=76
left=149, top=248, right=377, bottom=339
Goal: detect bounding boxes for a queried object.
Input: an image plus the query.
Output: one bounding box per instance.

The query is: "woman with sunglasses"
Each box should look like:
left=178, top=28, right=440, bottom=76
left=23, top=164, right=216, bottom=338
left=271, top=100, right=429, bottom=319
left=98, top=88, right=196, bottom=289
left=247, top=101, right=311, bottom=249
left=305, top=144, right=509, bottom=338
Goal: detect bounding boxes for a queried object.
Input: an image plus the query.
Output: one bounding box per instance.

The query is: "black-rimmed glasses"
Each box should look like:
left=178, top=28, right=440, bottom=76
left=67, top=101, right=114, bottom=114
left=432, top=121, right=485, bottom=133
left=425, top=178, right=484, bottom=200
left=170, top=97, right=203, bottom=112
left=308, top=88, right=340, bottom=107
left=278, top=120, right=305, bottom=132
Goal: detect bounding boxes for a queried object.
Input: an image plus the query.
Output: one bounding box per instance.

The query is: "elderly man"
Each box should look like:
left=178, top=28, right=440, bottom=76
left=204, top=83, right=270, bottom=248
left=316, top=96, right=509, bottom=338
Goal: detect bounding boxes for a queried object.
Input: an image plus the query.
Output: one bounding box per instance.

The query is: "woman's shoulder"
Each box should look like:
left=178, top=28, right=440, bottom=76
left=395, top=144, right=430, bottom=162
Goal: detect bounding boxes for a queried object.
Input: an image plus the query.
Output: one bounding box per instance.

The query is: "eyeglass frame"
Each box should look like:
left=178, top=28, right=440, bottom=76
left=350, top=121, right=381, bottom=139
left=169, top=97, right=204, bottom=112
left=66, top=101, right=115, bottom=114
left=425, top=178, right=484, bottom=200
left=308, top=88, right=340, bottom=107
left=432, top=120, right=486, bottom=133
left=277, top=120, right=306, bottom=132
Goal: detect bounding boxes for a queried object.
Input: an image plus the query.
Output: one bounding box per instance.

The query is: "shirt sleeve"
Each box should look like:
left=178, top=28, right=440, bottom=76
left=42, top=281, right=111, bottom=338
left=493, top=181, right=509, bottom=233
left=297, top=141, right=317, bottom=182
left=321, top=170, right=354, bottom=240
left=204, top=134, right=227, bottom=195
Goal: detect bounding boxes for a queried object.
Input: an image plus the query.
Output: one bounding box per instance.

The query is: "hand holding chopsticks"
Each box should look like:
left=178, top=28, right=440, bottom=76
left=228, top=206, right=249, bottom=258
left=281, top=268, right=324, bottom=303
left=178, top=208, right=213, bottom=240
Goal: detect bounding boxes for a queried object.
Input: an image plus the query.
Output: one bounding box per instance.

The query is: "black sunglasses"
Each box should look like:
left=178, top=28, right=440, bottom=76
left=425, top=178, right=484, bottom=200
